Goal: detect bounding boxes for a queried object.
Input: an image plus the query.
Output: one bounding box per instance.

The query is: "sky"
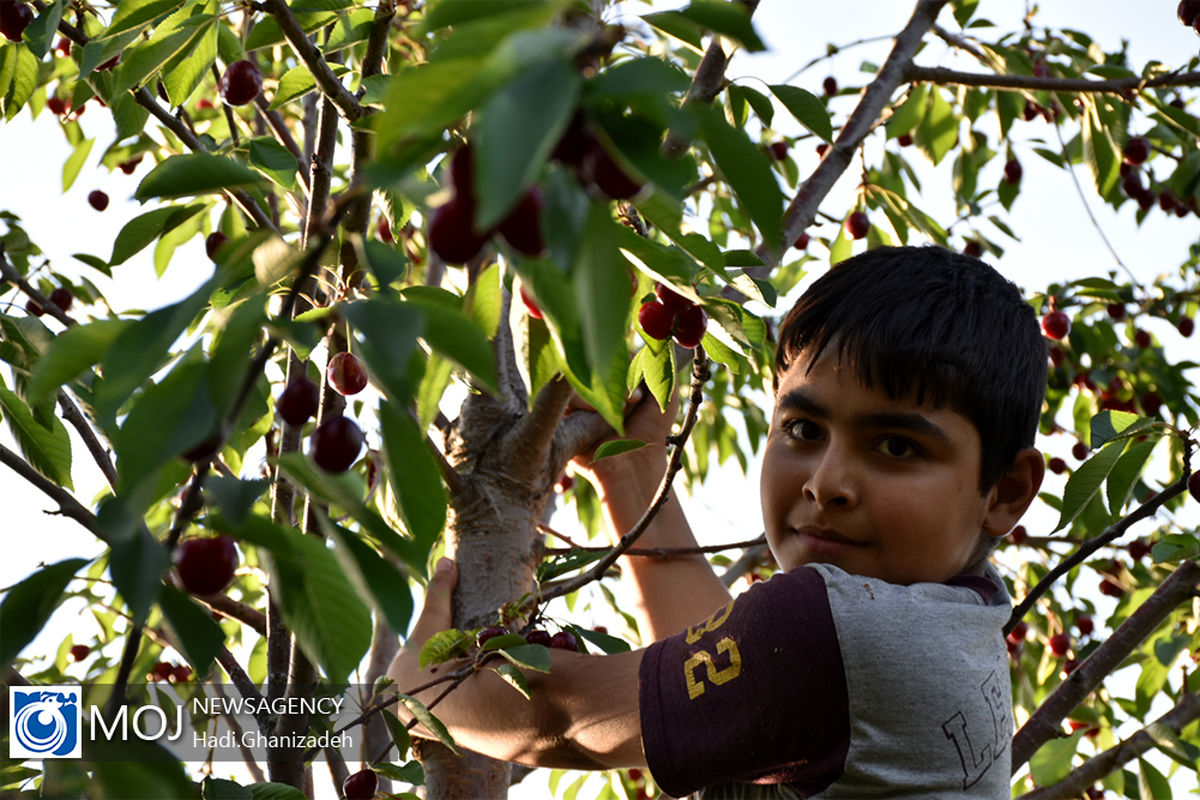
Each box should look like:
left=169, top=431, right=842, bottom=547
left=2, top=0, right=1199, bottom=796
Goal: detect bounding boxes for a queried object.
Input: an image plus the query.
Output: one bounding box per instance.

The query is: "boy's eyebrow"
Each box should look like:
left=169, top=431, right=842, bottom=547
left=776, top=389, right=953, bottom=445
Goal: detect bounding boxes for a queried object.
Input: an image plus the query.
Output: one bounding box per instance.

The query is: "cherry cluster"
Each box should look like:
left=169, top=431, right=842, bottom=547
left=637, top=283, right=707, bottom=349
left=428, top=145, right=547, bottom=265
left=148, top=660, right=192, bottom=684
left=478, top=625, right=580, bottom=652
left=1119, top=135, right=1199, bottom=217
left=274, top=354, right=368, bottom=473
left=25, top=287, right=74, bottom=318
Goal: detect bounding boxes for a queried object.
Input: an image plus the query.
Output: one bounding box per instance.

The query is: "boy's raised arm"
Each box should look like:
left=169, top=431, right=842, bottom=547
left=574, top=393, right=732, bottom=641
left=388, top=560, right=647, bottom=770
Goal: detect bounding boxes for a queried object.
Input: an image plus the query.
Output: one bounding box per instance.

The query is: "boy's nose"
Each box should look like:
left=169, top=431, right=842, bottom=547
left=802, top=449, right=859, bottom=509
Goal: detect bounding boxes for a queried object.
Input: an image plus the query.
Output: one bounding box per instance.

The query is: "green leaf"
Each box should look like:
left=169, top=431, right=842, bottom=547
left=0, top=558, right=89, bottom=666
left=397, top=694, right=460, bottom=754
left=24, top=0, right=64, bottom=59
left=885, top=83, right=927, bottom=137
left=157, top=583, right=225, bottom=679
left=201, top=776, right=253, bottom=800
left=161, top=4, right=217, bottom=107
left=106, top=0, right=184, bottom=39
left=228, top=514, right=373, bottom=683
left=86, top=740, right=196, bottom=799
left=573, top=204, right=635, bottom=405
left=111, top=17, right=213, bottom=97
left=276, top=452, right=424, bottom=567
left=380, top=709, right=413, bottom=762
left=593, top=439, right=649, bottom=462
left=575, top=627, right=631, bottom=654
left=4, top=44, right=39, bottom=122
left=109, top=203, right=205, bottom=266
left=405, top=299, right=499, bottom=395
left=474, top=57, right=581, bottom=230
left=915, top=88, right=958, bottom=166
left=1054, top=441, right=1126, bottom=532
left=336, top=299, right=421, bottom=407
left=379, top=403, right=448, bottom=560
left=587, top=57, right=690, bottom=101
left=1090, top=409, right=1154, bottom=448
left=247, top=783, right=310, bottom=800
left=325, top=521, right=415, bottom=635
left=376, top=59, right=492, bottom=148
left=676, top=0, right=765, bottom=51
left=63, top=136, right=95, bottom=193
left=112, top=92, right=152, bottom=140
left=0, top=382, right=73, bottom=490
left=248, top=138, right=299, bottom=189
left=269, top=64, right=352, bottom=109
left=26, top=319, right=131, bottom=404
left=417, top=628, right=471, bottom=669
left=372, top=760, right=424, bottom=785
left=108, top=525, right=170, bottom=624
left=1106, top=437, right=1157, bottom=515
left=493, top=663, right=532, bottom=699
left=641, top=10, right=704, bottom=51
left=1028, top=730, right=1083, bottom=786
left=499, top=643, right=551, bottom=673
left=700, top=107, right=784, bottom=247
left=769, top=84, right=833, bottom=142
left=324, top=8, right=374, bottom=52
left=135, top=153, right=270, bottom=201
left=629, top=337, right=675, bottom=412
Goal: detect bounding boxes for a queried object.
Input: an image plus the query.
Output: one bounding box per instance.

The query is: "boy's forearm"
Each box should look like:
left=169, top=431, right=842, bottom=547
left=387, top=648, right=645, bottom=770
left=589, top=447, right=732, bottom=640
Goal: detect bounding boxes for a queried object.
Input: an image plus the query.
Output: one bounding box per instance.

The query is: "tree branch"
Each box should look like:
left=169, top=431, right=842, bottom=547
left=262, top=0, right=367, bottom=121
left=0, top=442, right=108, bottom=541
left=765, top=0, right=952, bottom=266
left=1017, top=692, right=1200, bottom=800
left=0, top=252, right=75, bottom=327
left=1010, top=560, right=1200, bottom=771
left=57, top=391, right=119, bottom=492
left=904, top=65, right=1200, bottom=94
left=1005, top=470, right=1191, bottom=636
left=505, top=377, right=573, bottom=483
left=199, top=593, right=268, bottom=636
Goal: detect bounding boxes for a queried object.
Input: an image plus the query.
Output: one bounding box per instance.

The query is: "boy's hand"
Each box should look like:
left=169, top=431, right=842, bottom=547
left=571, top=388, right=679, bottom=480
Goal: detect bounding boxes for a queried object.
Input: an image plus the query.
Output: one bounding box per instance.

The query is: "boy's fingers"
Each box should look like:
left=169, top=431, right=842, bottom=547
left=408, top=557, right=458, bottom=646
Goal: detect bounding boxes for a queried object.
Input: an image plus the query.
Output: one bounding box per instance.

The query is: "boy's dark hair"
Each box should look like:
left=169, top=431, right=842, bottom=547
left=774, top=245, right=1047, bottom=491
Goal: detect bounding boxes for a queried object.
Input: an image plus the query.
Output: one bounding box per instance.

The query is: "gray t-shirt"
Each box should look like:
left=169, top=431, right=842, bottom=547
left=639, top=562, right=1013, bottom=799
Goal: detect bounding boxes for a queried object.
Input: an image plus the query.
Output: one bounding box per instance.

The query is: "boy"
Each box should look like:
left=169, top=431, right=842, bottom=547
left=389, top=245, right=1047, bottom=798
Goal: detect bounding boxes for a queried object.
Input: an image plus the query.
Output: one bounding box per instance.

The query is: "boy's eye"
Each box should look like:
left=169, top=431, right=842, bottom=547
left=783, top=419, right=823, bottom=442
left=877, top=436, right=917, bottom=458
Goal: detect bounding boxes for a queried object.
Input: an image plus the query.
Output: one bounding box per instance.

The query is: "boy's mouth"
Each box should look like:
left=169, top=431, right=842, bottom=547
left=793, top=526, right=867, bottom=554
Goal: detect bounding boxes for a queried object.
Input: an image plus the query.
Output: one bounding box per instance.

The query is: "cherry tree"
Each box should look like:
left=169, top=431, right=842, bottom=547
left=0, top=0, right=1198, bottom=798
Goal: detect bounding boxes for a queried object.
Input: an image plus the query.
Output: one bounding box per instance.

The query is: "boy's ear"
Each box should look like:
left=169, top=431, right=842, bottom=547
left=982, top=447, right=1045, bottom=539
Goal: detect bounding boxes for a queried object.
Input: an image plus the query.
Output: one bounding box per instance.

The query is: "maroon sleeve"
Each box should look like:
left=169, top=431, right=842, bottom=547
left=638, top=567, right=849, bottom=798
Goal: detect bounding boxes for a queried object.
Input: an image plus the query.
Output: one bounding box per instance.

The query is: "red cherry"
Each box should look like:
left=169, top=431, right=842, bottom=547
left=1098, top=577, right=1125, bottom=597
left=449, top=145, right=475, bottom=203
left=327, top=352, right=368, bottom=396
left=1179, top=0, right=1200, bottom=25
left=1010, top=525, right=1028, bottom=544
left=49, top=288, right=74, bottom=312
left=549, top=631, right=579, bottom=651
left=476, top=626, right=507, bottom=646
left=654, top=283, right=691, bottom=314
left=1062, top=658, right=1080, bottom=675
left=1040, top=310, right=1070, bottom=340
left=794, top=232, right=811, bottom=250
left=1121, top=170, right=1144, bottom=198
left=1128, top=538, right=1153, bottom=562
left=1048, top=457, right=1068, bottom=475
left=1133, top=328, right=1152, bottom=348
left=205, top=232, right=229, bottom=260
left=377, top=216, right=394, bottom=244
left=1048, top=345, right=1066, bottom=367
left=1048, top=632, right=1072, bottom=657
left=219, top=60, right=262, bottom=106
left=152, top=661, right=174, bottom=682
left=550, top=112, right=594, bottom=167
left=1076, top=616, right=1094, bottom=636
left=176, top=535, right=239, bottom=596
left=638, top=301, right=674, bottom=341
left=0, top=0, right=33, bottom=41
left=896, top=133, right=913, bottom=147
left=962, top=240, right=983, bottom=258
left=581, top=142, right=642, bottom=200
left=816, top=143, right=830, bottom=157
left=524, top=629, right=552, bottom=646
left=1122, top=136, right=1150, bottom=165
left=1003, top=158, right=1023, bottom=184
left=769, top=141, right=789, bottom=161
left=1141, top=391, right=1162, bottom=416
left=1071, top=441, right=1089, bottom=461
left=88, top=190, right=109, bottom=211
left=1008, top=621, right=1028, bottom=643
left=1159, top=189, right=1180, bottom=213
left=497, top=186, right=545, bottom=257
left=428, top=198, right=488, bottom=264
left=1187, top=471, right=1200, bottom=502
left=311, top=415, right=364, bottom=473
left=1105, top=303, right=1126, bottom=321
left=822, top=76, right=838, bottom=97
left=1136, top=188, right=1156, bottom=211
left=845, top=211, right=869, bottom=240
left=46, top=97, right=68, bottom=115
left=196, top=98, right=215, bottom=110
left=1179, top=316, right=1195, bottom=337
left=342, top=768, right=378, bottom=800
left=69, top=644, right=91, bottom=662
left=673, top=304, right=707, bottom=349
left=276, top=376, right=320, bottom=426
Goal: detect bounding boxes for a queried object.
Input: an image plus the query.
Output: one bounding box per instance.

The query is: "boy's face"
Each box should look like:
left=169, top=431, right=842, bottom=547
left=761, top=347, right=1002, bottom=584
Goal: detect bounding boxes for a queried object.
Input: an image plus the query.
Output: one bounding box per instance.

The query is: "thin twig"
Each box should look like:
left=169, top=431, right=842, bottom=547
left=262, top=0, right=367, bottom=121
left=905, top=65, right=1200, bottom=94
left=541, top=535, right=767, bottom=558
left=1010, top=560, right=1200, bottom=770
left=57, top=391, right=119, bottom=491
